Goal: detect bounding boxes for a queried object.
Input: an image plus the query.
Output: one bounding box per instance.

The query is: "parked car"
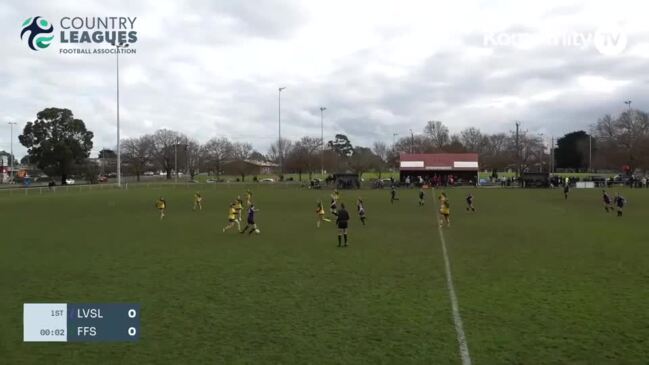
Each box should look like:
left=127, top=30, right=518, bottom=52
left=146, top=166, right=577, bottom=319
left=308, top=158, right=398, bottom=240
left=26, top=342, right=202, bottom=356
left=65, top=178, right=76, bottom=185
left=98, top=176, right=108, bottom=183
left=260, top=178, right=275, bottom=183
left=143, top=171, right=155, bottom=176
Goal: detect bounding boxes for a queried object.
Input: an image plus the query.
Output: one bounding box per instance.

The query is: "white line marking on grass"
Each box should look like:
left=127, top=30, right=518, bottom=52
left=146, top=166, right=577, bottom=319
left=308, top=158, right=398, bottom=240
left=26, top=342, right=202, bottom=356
left=437, top=219, right=472, bottom=365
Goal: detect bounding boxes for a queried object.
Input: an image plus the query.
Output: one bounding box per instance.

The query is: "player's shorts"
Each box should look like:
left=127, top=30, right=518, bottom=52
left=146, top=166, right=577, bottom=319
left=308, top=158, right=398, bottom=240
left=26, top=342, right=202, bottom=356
left=228, top=218, right=236, bottom=223
left=337, top=221, right=348, bottom=229
left=247, top=218, right=255, bottom=225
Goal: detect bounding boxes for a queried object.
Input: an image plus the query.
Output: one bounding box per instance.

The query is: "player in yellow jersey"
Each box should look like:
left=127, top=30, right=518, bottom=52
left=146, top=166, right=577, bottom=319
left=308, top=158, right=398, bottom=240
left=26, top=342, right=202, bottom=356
left=438, top=192, right=447, bottom=205
left=316, top=201, right=331, bottom=228
left=439, top=200, right=450, bottom=227
left=246, top=190, right=253, bottom=206
left=330, top=189, right=340, bottom=214
left=222, top=202, right=239, bottom=232
left=155, top=197, right=167, bottom=220
left=193, top=192, right=203, bottom=211
left=234, top=196, right=244, bottom=222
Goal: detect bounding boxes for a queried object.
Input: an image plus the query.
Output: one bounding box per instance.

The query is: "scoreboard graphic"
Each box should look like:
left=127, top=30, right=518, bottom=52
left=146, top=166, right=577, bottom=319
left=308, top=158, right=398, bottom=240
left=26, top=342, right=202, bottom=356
left=24, top=303, right=140, bottom=342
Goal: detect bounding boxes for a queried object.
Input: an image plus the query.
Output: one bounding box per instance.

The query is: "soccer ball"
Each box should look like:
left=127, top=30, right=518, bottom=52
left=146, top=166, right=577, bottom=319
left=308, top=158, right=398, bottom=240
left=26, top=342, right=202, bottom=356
left=254, top=229, right=260, bottom=234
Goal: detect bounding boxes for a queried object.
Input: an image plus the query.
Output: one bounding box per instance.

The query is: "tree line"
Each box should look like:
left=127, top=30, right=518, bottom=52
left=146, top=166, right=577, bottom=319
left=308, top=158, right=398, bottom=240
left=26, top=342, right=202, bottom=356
left=17, top=107, right=649, bottom=184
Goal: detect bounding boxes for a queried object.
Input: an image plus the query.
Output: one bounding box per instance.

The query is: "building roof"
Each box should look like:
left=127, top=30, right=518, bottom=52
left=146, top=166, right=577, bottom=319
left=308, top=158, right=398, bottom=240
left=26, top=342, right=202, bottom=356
left=223, top=159, right=279, bottom=167
left=399, top=153, right=479, bottom=171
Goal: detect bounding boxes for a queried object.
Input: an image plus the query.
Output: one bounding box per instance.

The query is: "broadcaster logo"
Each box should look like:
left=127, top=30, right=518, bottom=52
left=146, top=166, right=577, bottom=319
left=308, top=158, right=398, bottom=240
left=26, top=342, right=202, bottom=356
left=21, top=16, right=54, bottom=51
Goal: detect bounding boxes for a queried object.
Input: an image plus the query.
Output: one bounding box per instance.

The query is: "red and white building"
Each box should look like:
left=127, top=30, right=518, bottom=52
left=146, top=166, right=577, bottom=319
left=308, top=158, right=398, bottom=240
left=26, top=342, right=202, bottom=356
left=399, top=153, right=479, bottom=185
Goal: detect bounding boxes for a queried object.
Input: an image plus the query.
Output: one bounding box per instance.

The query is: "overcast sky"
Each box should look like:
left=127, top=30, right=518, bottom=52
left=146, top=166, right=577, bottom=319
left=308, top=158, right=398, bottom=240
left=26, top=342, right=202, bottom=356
left=1, top=0, right=648, bottom=158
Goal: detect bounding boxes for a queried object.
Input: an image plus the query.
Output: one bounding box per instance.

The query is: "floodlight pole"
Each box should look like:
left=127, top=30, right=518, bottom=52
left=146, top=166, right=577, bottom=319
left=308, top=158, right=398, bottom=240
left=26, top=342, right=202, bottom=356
left=589, top=134, right=592, bottom=173
left=174, top=137, right=178, bottom=184
left=409, top=129, right=414, bottom=153
left=115, top=42, right=129, bottom=187
left=278, top=87, right=286, bottom=176
left=320, top=106, right=326, bottom=176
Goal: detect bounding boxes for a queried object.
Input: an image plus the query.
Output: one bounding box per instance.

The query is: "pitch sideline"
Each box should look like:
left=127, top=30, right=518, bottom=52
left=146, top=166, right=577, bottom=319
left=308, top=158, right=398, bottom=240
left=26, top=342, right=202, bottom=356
left=436, top=213, right=472, bottom=365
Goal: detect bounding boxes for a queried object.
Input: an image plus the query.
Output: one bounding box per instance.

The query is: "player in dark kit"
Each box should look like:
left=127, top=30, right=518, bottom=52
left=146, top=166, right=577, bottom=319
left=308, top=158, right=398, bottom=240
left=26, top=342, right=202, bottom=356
left=614, top=193, right=626, bottom=217
left=466, top=193, right=476, bottom=212
left=390, top=187, right=399, bottom=204
left=334, top=203, right=350, bottom=247
left=602, top=190, right=613, bottom=212
left=240, top=203, right=260, bottom=234
left=563, top=184, right=570, bottom=200
left=357, top=198, right=367, bottom=225
left=418, top=188, right=425, bottom=206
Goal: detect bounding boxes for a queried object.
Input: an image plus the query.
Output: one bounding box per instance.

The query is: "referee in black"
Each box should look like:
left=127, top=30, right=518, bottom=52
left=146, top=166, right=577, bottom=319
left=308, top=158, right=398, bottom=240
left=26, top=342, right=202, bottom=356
left=334, top=203, right=350, bottom=247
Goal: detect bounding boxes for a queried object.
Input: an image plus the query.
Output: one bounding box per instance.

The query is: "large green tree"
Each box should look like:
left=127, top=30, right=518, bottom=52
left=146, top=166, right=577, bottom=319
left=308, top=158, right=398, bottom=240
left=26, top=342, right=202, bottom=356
left=19, top=108, right=94, bottom=184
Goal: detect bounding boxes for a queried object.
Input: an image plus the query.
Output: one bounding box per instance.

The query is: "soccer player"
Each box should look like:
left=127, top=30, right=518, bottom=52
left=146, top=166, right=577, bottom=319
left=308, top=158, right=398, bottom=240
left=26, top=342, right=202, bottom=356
left=334, top=203, right=350, bottom=247
left=246, top=190, right=253, bottom=206
left=240, top=203, right=261, bottom=235
left=438, top=192, right=448, bottom=205
left=330, top=189, right=340, bottom=214
left=222, top=202, right=240, bottom=232
left=466, top=193, right=476, bottom=212
left=563, top=183, right=570, bottom=200
left=439, top=200, right=451, bottom=227
left=357, top=197, right=367, bottom=225
left=602, top=190, right=612, bottom=213
left=390, top=187, right=399, bottom=204
left=418, top=188, right=425, bottom=206
left=234, top=196, right=244, bottom=222
left=155, top=197, right=167, bottom=220
left=193, top=192, right=203, bottom=211
left=316, top=201, right=331, bottom=228
left=614, top=193, right=626, bottom=217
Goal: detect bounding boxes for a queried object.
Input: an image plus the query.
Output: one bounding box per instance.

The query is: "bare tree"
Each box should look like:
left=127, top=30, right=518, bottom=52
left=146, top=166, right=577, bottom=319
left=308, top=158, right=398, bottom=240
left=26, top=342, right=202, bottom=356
left=372, top=141, right=389, bottom=163
left=285, top=136, right=321, bottom=180
left=121, top=135, right=153, bottom=182
left=201, top=137, right=233, bottom=177
left=151, top=129, right=185, bottom=179
left=423, top=120, right=450, bottom=149
left=267, top=138, right=293, bottom=164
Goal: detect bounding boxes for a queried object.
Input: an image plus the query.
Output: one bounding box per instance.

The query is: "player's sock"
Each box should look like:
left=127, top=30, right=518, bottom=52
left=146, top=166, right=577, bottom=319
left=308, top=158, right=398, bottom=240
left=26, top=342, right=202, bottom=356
left=337, top=235, right=342, bottom=247
left=317, top=221, right=321, bottom=228
left=343, top=234, right=348, bottom=245
left=240, top=226, right=248, bottom=233
left=618, top=211, right=622, bottom=216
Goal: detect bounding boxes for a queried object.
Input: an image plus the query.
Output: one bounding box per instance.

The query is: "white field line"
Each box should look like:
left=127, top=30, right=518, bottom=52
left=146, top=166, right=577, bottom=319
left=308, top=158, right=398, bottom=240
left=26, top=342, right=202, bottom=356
left=437, top=212, right=472, bottom=365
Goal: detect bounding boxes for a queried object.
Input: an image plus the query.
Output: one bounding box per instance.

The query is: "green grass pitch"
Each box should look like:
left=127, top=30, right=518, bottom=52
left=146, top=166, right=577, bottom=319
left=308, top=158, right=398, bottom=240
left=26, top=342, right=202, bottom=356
left=1, top=185, right=648, bottom=364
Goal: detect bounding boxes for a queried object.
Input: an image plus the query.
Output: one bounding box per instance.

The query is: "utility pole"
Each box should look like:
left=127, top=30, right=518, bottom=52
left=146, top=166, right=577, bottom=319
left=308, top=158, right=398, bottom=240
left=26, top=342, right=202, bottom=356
left=392, top=133, right=398, bottom=147
left=550, top=136, right=554, bottom=173
left=8, top=122, right=16, bottom=181
left=409, top=129, right=414, bottom=153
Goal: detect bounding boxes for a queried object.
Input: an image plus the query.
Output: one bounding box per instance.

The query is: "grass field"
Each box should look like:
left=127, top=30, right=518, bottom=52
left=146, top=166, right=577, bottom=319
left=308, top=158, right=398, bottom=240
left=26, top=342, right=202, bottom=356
left=1, top=184, right=648, bottom=364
